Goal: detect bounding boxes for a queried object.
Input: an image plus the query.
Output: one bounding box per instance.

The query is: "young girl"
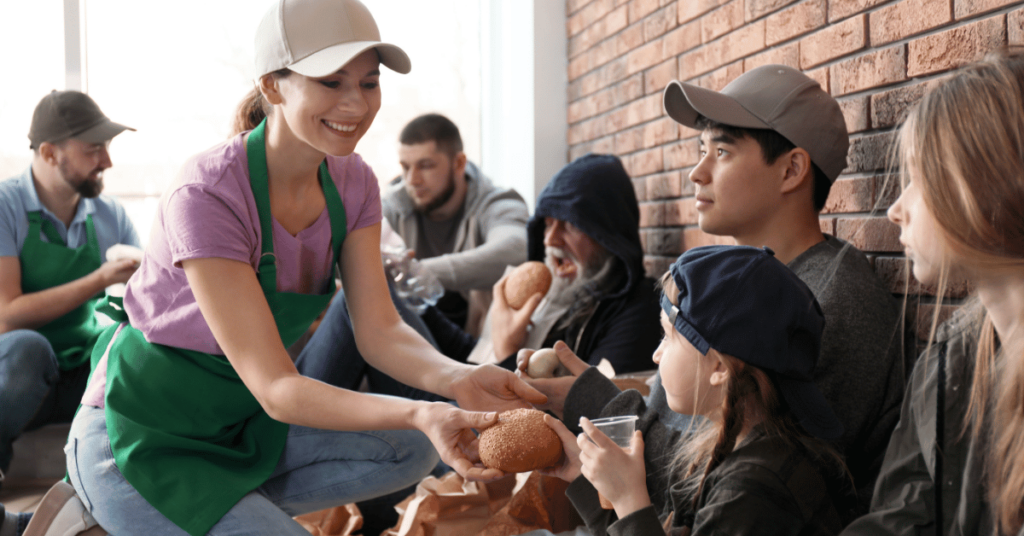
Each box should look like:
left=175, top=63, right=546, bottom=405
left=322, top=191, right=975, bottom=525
left=545, top=245, right=855, bottom=535
left=842, top=49, right=1024, bottom=536
left=58, top=0, right=544, bottom=534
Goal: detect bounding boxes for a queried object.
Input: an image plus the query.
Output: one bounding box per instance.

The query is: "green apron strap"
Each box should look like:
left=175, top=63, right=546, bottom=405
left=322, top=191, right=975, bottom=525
left=27, top=211, right=66, bottom=246
left=245, top=119, right=278, bottom=296
left=319, top=160, right=347, bottom=267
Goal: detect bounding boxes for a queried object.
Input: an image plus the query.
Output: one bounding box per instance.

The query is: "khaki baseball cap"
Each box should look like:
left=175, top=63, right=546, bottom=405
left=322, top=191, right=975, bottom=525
left=663, top=65, right=849, bottom=182
left=28, top=90, right=134, bottom=150
left=254, top=0, right=411, bottom=78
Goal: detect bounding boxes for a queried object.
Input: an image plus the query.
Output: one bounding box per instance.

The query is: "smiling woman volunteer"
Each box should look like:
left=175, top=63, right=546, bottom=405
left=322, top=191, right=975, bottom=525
left=60, top=1, right=544, bottom=535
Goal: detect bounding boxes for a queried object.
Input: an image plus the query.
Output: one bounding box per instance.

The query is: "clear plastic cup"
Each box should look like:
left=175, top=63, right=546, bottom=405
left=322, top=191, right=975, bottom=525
left=589, top=415, right=638, bottom=448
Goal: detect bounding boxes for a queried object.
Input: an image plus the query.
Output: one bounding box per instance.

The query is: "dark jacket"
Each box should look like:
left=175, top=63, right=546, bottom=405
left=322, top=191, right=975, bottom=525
left=424, top=154, right=660, bottom=374
left=565, top=374, right=856, bottom=536
left=841, top=305, right=991, bottom=536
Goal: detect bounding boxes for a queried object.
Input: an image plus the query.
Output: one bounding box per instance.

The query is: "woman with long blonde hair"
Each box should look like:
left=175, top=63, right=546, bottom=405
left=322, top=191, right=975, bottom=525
left=842, top=49, right=1024, bottom=535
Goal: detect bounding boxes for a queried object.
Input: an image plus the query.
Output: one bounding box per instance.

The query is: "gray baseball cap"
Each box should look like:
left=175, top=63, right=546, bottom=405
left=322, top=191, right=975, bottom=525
left=663, top=65, right=849, bottom=182
left=28, top=90, right=134, bottom=150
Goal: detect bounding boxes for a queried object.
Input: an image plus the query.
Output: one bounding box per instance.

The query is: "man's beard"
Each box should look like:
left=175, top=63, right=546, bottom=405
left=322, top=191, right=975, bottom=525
left=544, top=247, right=612, bottom=306
left=414, top=167, right=457, bottom=215
left=58, top=157, right=104, bottom=198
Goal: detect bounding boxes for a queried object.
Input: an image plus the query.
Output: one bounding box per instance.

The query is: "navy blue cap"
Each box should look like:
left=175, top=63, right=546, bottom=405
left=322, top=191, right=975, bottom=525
left=661, top=245, right=842, bottom=440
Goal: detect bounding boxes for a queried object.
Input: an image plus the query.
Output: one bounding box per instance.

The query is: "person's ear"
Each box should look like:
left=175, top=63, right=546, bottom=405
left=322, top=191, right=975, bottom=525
left=259, top=74, right=284, bottom=106
left=779, top=148, right=813, bottom=195
left=38, top=142, right=58, bottom=165
left=708, top=353, right=730, bottom=387
left=453, top=151, right=468, bottom=179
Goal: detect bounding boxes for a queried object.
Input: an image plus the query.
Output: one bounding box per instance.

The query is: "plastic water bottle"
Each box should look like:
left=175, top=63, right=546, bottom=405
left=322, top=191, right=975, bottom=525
left=381, top=247, right=444, bottom=314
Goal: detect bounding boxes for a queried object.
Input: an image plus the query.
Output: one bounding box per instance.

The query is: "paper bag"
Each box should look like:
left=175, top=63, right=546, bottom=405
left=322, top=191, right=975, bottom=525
left=295, top=503, right=363, bottom=536
left=478, top=472, right=584, bottom=535
left=382, top=471, right=517, bottom=536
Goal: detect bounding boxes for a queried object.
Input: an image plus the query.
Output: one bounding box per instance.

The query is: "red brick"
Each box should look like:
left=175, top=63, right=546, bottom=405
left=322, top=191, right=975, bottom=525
left=664, top=138, right=701, bottom=168
left=680, top=0, right=731, bottom=24
left=626, top=93, right=666, bottom=128
left=870, top=82, right=928, bottom=128
left=838, top=96, right=869, bottom=134
left=805, top=66, right=830, bottom=93
left=766, top=0, right=827, bottom=45
left=643, top=4, right=678, bottom=40
left=644, top=117, right=682, bottom=146
left=569, top=143, right=591, bottom=162
left=617, top=23, right=648, bottom=56
left=870, top=0, right=953, bottom=46
left=682, top=228, right=736, bottom=250
left=632, top=177, right=648, bottom=202
left=830, top=46, right=906, bottom=96
left=630, top=0, right=663, bottom=23
left=665, top=198, right=699, bottom=225
left=847, top=132, right=897, bottom=173
left=646, top=171, right=684, bottom=199
left=694, top=61, right=745, bottom=91
left=629, top=146, right=666, bottom=176
left=744, top=42, right=801, bottom=70
left=639, top=202, right=666, bottom=227
left=663, top=20, right=703, bottom=56
left=956, top=0, right=1021, bottom=18
left=627, top=40, right=668, bottom=76
left=680, top=21, right=766, bottom=78
left=746, top=0, right=800, bottom=21
left=645, top=58, right=678, bottom=94
left=568, top=98, right=596, bottom=125
left=1011, top=6, right=1024, bottom=45
left=819, top=216, right=836, bottom=235
left=568, top=53, right=591, bottom=81
left=568, top=0, right=595, bottom=17
left=569, top=73, right=644, bottom=124
left=644, top=228, right=685, bottom=255
left=568, top=0, right=616, bottom=36
left=569, top=6, right=630, bottom=58
left=907, top=16, right=1007, bottom=77
left=614, top=126, right=645, bottom=154
left=644, top=256, right=675, bottom=278
left=591, top=39, right=622, bottom=73
left=829, top=0, right=890, bottom=22
left=835, top=216, right=902, bottom=252
left=702, top=0, right=745, bottom=43
left=823, top=176, right=873, bottom=213
left=679, top=123, right=702, bottom=140
left=800, top=14, right=866, bottom=69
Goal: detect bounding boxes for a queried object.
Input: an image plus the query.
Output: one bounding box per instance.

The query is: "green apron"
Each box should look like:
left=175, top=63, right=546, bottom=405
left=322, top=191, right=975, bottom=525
left=100, top=118, right=347, bottom=536
left=20, top=211, right=105, bottom=370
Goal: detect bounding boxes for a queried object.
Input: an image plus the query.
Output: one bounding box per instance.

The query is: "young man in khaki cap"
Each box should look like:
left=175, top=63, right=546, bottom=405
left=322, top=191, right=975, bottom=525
left=659, top=65, right=905, bottom=511
left=0, top=89, right=140, bottom=534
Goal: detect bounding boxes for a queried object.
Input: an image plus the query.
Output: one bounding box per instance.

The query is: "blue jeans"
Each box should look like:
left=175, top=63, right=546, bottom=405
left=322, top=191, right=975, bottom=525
left=0, top=329, right=88, bottom=474
left=68, top=404, right=438, bottom=535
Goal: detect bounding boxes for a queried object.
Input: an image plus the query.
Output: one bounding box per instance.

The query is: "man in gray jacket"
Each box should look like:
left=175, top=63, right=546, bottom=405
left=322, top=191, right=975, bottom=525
left=385, top=113, right=528, bottom=336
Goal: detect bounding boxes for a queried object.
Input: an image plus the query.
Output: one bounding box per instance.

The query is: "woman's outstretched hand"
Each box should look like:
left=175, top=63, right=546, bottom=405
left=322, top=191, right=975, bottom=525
left=413, top=402, right=505, bottom=481
left=450, top=363, right=548, bottom=414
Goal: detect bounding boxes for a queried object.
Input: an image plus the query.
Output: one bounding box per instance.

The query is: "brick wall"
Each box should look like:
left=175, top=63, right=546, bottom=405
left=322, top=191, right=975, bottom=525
left=565, top=0, right=1023, bottom=326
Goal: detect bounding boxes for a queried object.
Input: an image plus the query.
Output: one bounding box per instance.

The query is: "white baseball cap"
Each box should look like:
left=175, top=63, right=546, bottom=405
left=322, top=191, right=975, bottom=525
left=254, top=0, right=411, bottom=78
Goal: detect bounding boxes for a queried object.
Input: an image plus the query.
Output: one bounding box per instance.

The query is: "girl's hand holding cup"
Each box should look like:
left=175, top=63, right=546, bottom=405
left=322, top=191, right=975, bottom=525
left=577, top=416, right=651, bottom=518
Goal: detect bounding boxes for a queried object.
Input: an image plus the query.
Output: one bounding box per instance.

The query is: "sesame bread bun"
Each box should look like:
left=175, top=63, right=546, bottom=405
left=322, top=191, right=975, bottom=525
left=504, top=262, right=552, bottom=309
left=478, top=408, right=562, bottom=473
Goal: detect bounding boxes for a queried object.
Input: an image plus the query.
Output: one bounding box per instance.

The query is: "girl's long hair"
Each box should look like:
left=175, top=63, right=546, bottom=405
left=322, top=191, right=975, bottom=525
left=658, top=273, right=849, bottom=509
left=899, top=48, right=1024, bottom=534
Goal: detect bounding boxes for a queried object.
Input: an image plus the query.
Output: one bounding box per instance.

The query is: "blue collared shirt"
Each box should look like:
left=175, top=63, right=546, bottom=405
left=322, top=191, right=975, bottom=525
left=0, top=166, right=141, bottom=259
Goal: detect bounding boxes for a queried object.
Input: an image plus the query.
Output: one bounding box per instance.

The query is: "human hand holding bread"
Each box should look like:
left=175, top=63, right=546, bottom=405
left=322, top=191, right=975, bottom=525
left=516, top=341, right=590, bottom=418
left=490, top=262, right=550, bottom=359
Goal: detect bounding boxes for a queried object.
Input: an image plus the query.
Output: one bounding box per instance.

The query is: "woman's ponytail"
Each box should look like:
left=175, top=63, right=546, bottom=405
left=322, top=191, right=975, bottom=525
left=231, top=86, right=268, bottom=137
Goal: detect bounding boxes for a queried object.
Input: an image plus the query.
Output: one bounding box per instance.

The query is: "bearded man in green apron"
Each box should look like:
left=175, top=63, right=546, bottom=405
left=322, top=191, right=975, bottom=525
left=0, top=90, right=140, bottom=510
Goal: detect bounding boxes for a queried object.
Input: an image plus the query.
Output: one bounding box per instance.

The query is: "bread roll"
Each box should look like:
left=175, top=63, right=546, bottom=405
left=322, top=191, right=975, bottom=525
left=478, top=408, right=562, bottom=473
left=504, top=261, right=552, bottom=309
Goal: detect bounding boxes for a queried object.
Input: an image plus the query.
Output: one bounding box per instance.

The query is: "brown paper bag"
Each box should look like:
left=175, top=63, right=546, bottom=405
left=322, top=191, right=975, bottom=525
left=295, top=503, right=363, bottom=536
left=382, top=471, right=517, bottom=536
left=384, top=471, right=583, bottom=536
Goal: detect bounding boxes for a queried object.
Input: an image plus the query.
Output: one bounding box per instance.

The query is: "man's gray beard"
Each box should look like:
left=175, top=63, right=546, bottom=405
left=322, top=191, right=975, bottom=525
left=545, top=250, right=622, bottom=331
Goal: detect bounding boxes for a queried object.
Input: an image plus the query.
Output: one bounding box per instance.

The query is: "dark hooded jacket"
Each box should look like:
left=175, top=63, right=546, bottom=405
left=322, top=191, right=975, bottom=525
left=422, top=154, right=661, bottom=374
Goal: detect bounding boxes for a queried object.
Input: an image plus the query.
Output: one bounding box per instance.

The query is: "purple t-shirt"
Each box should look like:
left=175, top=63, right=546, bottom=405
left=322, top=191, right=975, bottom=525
left=126, top=132, right=381, bottom=354
left=83, top=133, right=381, bottom=408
